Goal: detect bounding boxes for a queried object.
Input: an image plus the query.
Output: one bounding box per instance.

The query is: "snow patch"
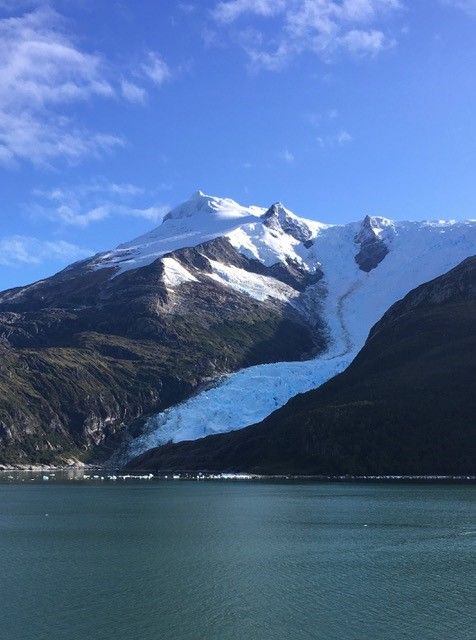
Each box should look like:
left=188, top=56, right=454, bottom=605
left=161, top=257, right=197, bottom=289
left=206, top=260, right=299, bottom=302
left=163, top=190, right=263, bottom=221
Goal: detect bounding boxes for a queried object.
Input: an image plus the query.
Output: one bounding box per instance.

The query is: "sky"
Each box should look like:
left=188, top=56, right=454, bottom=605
left=1, top=0, right=476, bottom=289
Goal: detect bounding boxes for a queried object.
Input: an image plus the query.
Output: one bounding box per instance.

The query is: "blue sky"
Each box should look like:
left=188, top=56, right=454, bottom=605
left=1, top=0, right=476, bottom=289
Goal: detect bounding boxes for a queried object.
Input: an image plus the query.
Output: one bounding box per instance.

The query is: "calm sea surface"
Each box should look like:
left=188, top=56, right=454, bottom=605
left=0, top=479, right=474, bottom=640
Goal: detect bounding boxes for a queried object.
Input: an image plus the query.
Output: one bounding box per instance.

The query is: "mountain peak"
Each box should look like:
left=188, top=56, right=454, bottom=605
left=262, top=202, right=313, bottom=243
left=163, top=190, right=217, bottom=221
left=356, top=214, right=394, bottom=242
left=267, top=201, right=286, bottom=212
left=162, top=191, right=262, bottom=223
left=190, top=189, right=207, bottom=199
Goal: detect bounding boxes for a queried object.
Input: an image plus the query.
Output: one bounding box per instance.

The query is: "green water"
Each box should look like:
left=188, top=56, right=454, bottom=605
left=0, top=480, right=474, bottom=640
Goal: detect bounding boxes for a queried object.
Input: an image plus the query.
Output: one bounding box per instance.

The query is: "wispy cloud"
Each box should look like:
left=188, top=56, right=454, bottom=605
left=211, top=0, right=401, bottom=70
left=0, top=6, right=124, bottom=166
left=141, top=51, right=171, bottom=86
left=120, top=50, right=172, bottom=104
left=0, top=7, right=171, bottom=166
left=121, top=79, right=147, bottom=104
left=317, top=129, right=353, bottom=147
left=0, top=235, right=92, bottom=266
left=307, top=108, right=353, bottom=148
left=0, top=110, right=123, bottom=166
left=0, top=9, right=113, bottom=109
left=30, top=180, right=170, bottom=228
left=278, top=148, right=295, bottom=162
left=336, top=129, right=353, bottom=144
left=338, top=28, right=389, bottom=54
left=307, top=108, right=339, bottom=127
left=212, top=0, right=287, bottom=23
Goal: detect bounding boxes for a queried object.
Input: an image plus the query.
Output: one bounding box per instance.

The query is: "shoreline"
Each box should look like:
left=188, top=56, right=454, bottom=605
left=0, top=463, right=91, bottom=472
left=0, top=467, right=475, bottom=483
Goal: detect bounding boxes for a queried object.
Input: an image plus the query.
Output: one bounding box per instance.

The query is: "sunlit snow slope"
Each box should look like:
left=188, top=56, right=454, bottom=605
left=89, top=191, right=266, bottom=274
left=127, top=193, right=476, bottom=458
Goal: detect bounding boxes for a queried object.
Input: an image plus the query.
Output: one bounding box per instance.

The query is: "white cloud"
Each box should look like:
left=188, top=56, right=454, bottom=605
left=0, top=8, right=113, bottom=109
left=0, top=235, right=92, bottom=266
left=121, top=51, right=172, bottom=101
left=338, top=28, right=391, bottom=54
left=0, top=8, right=171, bottom=166
left=0, top=6, right=123, bottom=166
left=53, top=204, right=110, bottom=228
left=121, top=79, right=147, bottom=104
left=125, top=205, right=171, bottom=222
left=317, top=129, right=353, bottom=146
left=336, top=129, right=353, bottom=144
left=36, top=181, right=145, bottom=201
left=0, top=110, right=123, bottom=167
left=211, top=0, right=401, bottom=69
left=308, top=109, right=352, bottom=147
left=212, top=0, right=287, bottom=23
left=278, top=148, right=295, bottom=162
left=141, top=51, right=171, bottom=86
left=31, top=180, right=170, bottom=228
left=307, top=108, right=339, bottom=126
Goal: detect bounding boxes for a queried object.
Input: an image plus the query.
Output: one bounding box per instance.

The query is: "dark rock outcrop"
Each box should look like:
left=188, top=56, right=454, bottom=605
left=354, top=215, right=389, bottom=272
left=262, top=203, right=313, bottom=243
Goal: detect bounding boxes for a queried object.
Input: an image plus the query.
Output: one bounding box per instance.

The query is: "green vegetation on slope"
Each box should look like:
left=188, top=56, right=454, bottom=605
left=0, top=244, right=319, bottom=464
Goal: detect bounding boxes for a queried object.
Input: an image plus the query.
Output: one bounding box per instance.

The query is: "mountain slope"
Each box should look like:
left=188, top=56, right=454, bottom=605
left=127, top=257, right=476, bottom=476
left=1, top=190, right=475, bottom=465
left=0, top=195, right=326, bottom=464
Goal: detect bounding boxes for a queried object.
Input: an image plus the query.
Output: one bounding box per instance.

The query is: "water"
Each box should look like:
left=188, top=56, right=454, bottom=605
left=0, top=480, right=474, bottom=640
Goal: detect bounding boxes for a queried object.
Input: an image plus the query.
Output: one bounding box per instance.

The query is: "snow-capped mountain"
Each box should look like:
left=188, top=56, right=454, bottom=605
left=88, top=191, right=267, bottom=274
left=126, top=194, right=476, bottom=458
left=0, top=190, right=475, bottom=465
left=87, top=191, right=327, bottom=287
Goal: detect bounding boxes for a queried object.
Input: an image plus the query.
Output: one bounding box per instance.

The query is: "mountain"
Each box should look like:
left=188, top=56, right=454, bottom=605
left=0, top=191, right=475, bottom=465
left=0, top=193, right=325, bottom=465
left=127, top=256, right=476, bottom=476
left=127, top=205, right=476, bottom=459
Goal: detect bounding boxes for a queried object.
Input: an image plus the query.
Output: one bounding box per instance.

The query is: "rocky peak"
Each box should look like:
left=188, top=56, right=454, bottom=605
left=262, top=202, right=313, bottom=243
left=354, top=215, right=391, bottom=273
left=355, top=214, right=393, bottom=243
